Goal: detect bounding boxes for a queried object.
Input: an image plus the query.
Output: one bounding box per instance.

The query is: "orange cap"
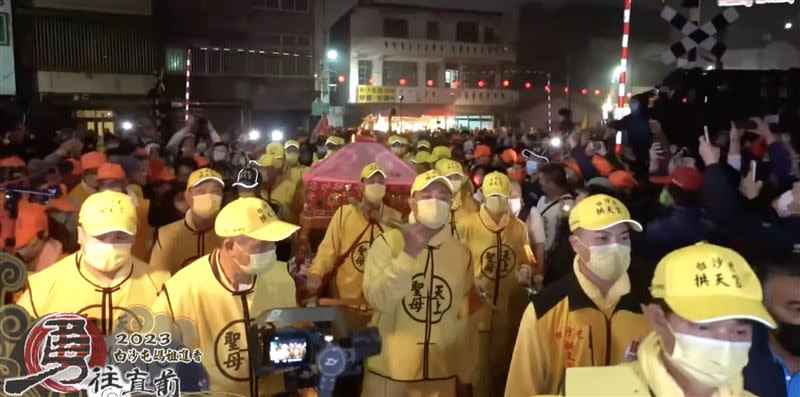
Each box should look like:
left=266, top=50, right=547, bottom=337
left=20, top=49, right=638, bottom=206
left=81, top=151, right=107, bottom=171
left=0, top=156, right=26, bottom=168
left=66, top=158, right=83, bottom=176
left=157, top=166, right=176, bottom=183
left=97, top=162, right=126, bottom=181
left=194, top=155, right=210, bottom=168
left=591, top=155, right=615, bottom=177
left=47, top=184, right=78, bottom=213
left=564, top=160, right=583, bottom=179
left=501, top=149, right=518, bottom=165
left=15, top=201, right=48, bottom=249
left=608, top=170, right=638, bottom=190
left=474, top=144, right=492, bottom=160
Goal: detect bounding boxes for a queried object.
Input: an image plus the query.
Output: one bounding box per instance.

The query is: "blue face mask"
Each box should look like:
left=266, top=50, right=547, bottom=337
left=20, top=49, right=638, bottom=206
left=526, top=160, right=538, bottom=175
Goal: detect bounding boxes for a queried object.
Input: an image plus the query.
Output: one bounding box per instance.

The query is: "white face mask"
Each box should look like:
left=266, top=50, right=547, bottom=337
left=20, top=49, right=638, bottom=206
left=509, top=198, right=523, bottom=216
left=235, top=243, right=278, bottom=275
left=485, top=195, right=509, bottom=216
left=577, top=241, right=631, bottom=281
left=363, top=183, right=386, bottom=205
left=415, top=199, right=450, bottom=229
left=449, top=178, right=463, bottom=193
left=82, top=234, right=132, bottom=273
left=667, top=332, right=751, bottom=388
left=192, top=194, right=223, bottom=219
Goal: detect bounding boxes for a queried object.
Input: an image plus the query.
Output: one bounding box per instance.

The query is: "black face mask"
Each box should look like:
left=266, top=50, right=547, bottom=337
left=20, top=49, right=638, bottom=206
left=775, top=321, right=800, bottom=356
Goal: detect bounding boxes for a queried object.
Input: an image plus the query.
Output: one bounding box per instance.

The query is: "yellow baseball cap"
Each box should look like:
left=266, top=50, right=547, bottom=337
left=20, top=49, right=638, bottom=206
left=284, top=140, right=300, bottom=149
left=411, top=151, right=432, bottom=165
left=569, top=194, right=642, bottom=232
left=325, top=136, right=345, bottom=146
left=431, top=146, right=451, bottom=162
left=187, top=168, right=224, bottom=190
left=266, top=142, right=285, bottom=158
left=435, top=159, right=464, bottom=177
left=388, top=136, right=408, bottom=146
left=256, top=153, right=284, bottom=168
left=215, top=197, right=300, bottom=242
left=411, top=170, right=453, bottom=195
left=79, top=191, right=137, bottom=236
left=650, top=243, right=776, bottom=328
left=482, top=171, right=511, bottom=197
left=361, top=163, right=386, bottom=180
left=416, top=139, right=431, bottom=150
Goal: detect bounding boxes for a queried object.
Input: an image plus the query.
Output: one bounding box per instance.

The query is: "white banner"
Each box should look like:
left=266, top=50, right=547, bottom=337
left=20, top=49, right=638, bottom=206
left=0, top=0, right=16, bottom=96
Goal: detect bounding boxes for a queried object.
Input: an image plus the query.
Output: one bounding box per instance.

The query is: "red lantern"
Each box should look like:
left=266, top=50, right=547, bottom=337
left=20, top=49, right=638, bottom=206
left=368, top=77, right=376, bottom=85
left=544, top=85, right=551, bottom=93
left=426, top=79, right=434, bottom=87
left=593, top=89, right=601, bottom=96
left=502, top=80, right=510, bottom=88
left=524, top=82, right=532, bottom=89
left=477, top=80, right=486, bottom=88
left=399, top=78, right=407, bottom=86
left=337, top=75, right=345, bottom=84
left=564, top=86, right=570, bottom=94
left=452, top=80, right=461, bottom=89
left=581, top=88, right=588, bottom=95
left=682, top=97, right=688, bottom=104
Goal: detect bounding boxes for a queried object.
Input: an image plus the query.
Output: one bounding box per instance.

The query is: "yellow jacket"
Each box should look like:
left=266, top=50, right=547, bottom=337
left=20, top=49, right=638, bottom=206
left=261, top=175, right=300, bottom=224
left=308, top=203, right=402, bottom=300
left=287, top=164, right=310, bottom=183
left=362, top=228, right=478, bottom=383
left=16, top=252, right=167, bottom=335
left=151, top=250, right=297, bottom=397
left=448, top=189, right=479, bottom=238
left=556, top=332, right=756, bottom=397
left=505, top=258, right=651, bottom=397
left=149, top=212, right=222, bottom=275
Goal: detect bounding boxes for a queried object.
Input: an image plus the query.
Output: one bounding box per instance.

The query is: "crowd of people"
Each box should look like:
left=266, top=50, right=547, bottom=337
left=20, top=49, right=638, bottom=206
left=0, top=92, right=798, bottom=397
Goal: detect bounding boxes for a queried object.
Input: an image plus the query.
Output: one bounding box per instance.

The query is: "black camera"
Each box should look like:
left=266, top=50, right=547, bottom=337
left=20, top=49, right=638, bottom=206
left=249, top=307, right=381, bottom=397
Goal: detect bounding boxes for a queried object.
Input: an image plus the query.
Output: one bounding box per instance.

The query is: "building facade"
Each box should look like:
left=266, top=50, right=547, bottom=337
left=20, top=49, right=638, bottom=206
left=328, top=2, right=518, bottom=130
left=159, top=0, right=322, bottom=134
left=12, top=0, right=159, bottom=135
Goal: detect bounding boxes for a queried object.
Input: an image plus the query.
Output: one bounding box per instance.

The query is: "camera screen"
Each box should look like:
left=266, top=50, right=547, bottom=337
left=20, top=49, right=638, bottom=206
left=268, top=336, right=308, bottom=365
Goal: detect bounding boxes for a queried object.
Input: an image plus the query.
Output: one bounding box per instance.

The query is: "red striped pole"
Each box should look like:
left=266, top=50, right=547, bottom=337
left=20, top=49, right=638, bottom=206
left=617, top=0, right=631, bottom=113
left=184, top=49, right=191, bottom=121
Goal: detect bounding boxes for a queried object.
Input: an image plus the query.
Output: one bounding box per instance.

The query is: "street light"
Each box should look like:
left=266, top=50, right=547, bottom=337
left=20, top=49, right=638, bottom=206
left=785, top=22, right=793, bottom=30
left=121, top=121, right=134, bottom=131
left=248, top=129, right=261, bottom=141
left=271, top=129, right=284, bottom=142
left=326, top=49, right=338, bottom=61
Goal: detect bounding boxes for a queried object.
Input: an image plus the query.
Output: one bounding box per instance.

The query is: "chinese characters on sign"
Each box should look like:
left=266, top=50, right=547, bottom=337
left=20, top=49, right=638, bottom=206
left=718, top=0, right=793, bottom=6
left=85, top=366, right=181, bottom=397
left=357, top=85, right=397, bottom=103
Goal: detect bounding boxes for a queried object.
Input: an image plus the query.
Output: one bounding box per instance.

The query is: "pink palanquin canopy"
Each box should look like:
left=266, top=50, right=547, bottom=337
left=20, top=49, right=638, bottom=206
left=301, top=136, right=416, bottom=223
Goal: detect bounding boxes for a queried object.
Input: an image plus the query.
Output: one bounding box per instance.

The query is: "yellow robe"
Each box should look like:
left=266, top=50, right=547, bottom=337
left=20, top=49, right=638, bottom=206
left=361, top=227, right=478, bottom=397
left=308, top=204, right=401, bottom=301
left=456, top=206, right=535, bottom=396
left=16, top=252, right=167, bottom=335
left=149, top=212, right=222, bottom=275
left=261, top=174, right=299, bottom=224
left=151, top=251, right=297, bottom=397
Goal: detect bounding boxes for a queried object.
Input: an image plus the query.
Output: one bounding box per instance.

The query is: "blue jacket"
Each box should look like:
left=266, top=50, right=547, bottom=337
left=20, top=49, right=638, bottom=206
left=743, top=325, right=788, bottom=397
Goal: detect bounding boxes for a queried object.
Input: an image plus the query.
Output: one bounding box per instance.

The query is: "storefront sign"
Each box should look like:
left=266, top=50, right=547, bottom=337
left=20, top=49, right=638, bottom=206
left=0, top=0, right=16, bottom=96
left=357, top=85, right=397, bottom=103
left=718, top=0, right=793, bottom=6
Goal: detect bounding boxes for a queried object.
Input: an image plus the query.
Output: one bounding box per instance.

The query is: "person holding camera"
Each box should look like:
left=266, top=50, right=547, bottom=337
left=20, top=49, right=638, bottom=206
left=151, top=197, right=300, bottom=396
left=361, top=170, right=478, bottom=397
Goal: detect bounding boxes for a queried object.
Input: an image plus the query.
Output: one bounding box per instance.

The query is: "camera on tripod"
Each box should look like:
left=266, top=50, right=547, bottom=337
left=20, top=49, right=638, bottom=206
left=249, top=307, right=381, bottom=397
